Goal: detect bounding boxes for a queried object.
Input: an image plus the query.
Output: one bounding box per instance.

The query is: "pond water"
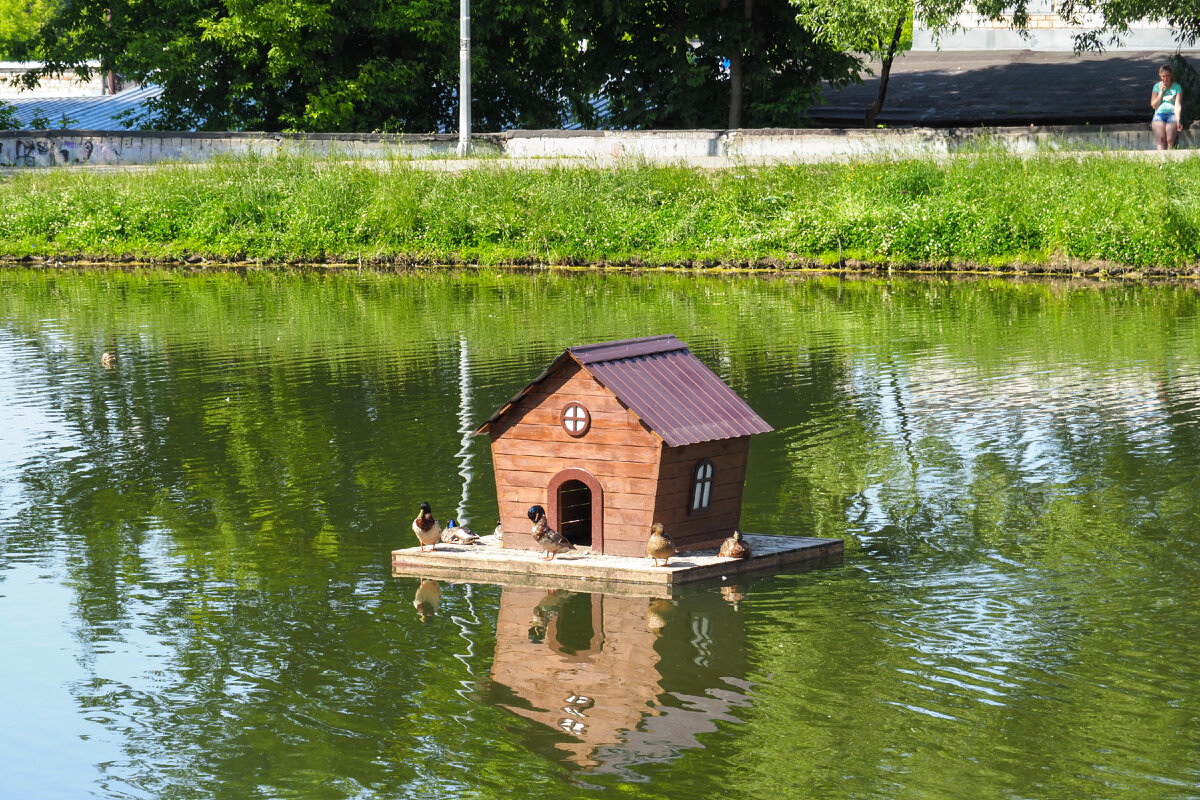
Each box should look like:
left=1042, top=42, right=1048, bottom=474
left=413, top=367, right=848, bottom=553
left=1, top=269, right=1199, bottom=800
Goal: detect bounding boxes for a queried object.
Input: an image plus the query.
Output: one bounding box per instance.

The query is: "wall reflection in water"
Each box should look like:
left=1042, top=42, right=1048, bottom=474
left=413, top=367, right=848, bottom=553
left=480, top=584, right=752, bottom=774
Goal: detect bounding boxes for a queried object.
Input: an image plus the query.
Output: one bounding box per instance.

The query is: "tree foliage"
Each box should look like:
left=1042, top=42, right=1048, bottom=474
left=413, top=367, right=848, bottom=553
left=794, top=0, right=912, bottom=124
left=0, top=0, right=56, bottom=59
left=21, top=0, right=595, bottom=131
left=0, top=99, right=19, bottom=130
left=18, top=0, right=858, bottom=132
left=577, top=0, right=860, bottom=129
left=12, top=0, right=1199, bottom=132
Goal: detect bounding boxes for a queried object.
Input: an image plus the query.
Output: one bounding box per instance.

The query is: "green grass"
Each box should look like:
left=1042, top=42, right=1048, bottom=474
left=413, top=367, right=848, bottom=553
left=1, top=152, right=1198, bottom=270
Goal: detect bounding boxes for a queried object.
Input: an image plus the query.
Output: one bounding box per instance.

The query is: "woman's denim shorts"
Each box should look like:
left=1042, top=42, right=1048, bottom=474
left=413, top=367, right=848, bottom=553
left=1154, top=109, right=1178, bottom=124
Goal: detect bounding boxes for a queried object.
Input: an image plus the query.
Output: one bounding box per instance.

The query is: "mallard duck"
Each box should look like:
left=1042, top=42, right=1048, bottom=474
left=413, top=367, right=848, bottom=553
left=412, top=501, right=441, bottom=552
left=100, top=352, right=117, bottom=368
left=441, top=519, right=480, bottom=545
left=413, top=578, right=441, bottom=621
left=646, top=522, right=676, bottom=567
left=528, top=505, right=575, bottom=561
left=718, top=530, right=751, bottom=559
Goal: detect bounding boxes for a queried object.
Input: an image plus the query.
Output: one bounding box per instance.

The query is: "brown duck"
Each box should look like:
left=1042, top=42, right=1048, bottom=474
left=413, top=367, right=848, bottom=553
left=412, top=501, right=441, bottom=552
left=646, top=522, right=676, bottom=567
left=528, top=505, right=575, bottom=561
left=718, top=531, right=751, bottom=559
left=441, top=519, right=480, bottom=545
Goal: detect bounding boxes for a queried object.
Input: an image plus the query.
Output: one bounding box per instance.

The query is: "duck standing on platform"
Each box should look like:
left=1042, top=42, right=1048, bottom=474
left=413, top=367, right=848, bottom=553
left=646, top=522, right=676, bottom=567
left=412, top=501, right=441, bottom=552
left=441, top=519, right=480, bottom=545
left=718, top=531, right=751, bottom=559
left=528, top=505, right=575, bottom=561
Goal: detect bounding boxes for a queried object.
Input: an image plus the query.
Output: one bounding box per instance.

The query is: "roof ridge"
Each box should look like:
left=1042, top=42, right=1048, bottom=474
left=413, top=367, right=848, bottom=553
left=567, top=334, right=685, bottom=365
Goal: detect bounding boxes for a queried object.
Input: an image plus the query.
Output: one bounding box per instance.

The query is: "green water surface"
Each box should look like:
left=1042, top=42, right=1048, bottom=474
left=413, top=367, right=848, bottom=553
left=1, top=269, right=1198, bottom=800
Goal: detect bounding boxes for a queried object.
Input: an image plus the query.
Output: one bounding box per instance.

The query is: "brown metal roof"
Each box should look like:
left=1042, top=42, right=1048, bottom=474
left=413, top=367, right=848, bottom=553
left=476, top=335, right=773, bottom=447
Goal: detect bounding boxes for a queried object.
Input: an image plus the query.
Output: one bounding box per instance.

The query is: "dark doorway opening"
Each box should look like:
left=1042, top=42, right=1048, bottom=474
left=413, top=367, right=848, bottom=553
left=557, top=479, right=592, bottom=546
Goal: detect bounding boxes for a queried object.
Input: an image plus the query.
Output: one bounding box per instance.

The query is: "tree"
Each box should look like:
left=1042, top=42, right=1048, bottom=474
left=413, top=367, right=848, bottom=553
left=22, top=0, right=594, bottom=132
left=578, top=0, right=860, bottom=129
left=794, top=0, right=912, bottom=126
left=0, top=0, right=56, bottom=60
left=0, top=99, right=18, bottom=130
left=23, top=0, right=860, bottom=131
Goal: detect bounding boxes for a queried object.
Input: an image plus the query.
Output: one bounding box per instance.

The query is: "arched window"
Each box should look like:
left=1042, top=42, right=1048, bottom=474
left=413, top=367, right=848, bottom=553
left=691, top=460, right=714, bottom=513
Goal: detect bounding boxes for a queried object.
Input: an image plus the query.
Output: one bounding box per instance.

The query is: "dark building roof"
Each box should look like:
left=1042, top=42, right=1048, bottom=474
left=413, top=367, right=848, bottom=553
left=477, top=335, right=773, bottom=447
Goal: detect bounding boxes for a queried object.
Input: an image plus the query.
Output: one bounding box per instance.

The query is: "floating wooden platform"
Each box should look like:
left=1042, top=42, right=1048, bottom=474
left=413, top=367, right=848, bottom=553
left=391, top=533, right=842, bottom=596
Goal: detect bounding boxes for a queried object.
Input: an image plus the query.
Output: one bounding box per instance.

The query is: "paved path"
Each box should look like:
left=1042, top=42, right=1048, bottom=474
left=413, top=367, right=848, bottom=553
left=812, top=49, right=1197, bottom=127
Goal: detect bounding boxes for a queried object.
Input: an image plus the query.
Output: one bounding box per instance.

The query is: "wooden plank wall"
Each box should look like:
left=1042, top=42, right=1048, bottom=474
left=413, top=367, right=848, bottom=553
left=490, top=361, right=662, bottom=554
left=653, top=437, right=750, bottom=551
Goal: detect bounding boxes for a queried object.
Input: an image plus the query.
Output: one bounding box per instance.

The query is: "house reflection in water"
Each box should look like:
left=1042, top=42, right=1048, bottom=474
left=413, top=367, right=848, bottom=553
left=483, top=584, right=751, bottom=773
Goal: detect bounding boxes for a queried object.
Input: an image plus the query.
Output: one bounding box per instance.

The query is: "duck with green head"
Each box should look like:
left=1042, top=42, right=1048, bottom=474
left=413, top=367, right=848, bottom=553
left=528, top=505, right=575, bottom=561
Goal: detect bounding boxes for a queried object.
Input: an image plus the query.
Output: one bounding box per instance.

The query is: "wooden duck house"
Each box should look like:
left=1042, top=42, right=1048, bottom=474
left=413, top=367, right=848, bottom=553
left=475, top=335, right=773, bottom=557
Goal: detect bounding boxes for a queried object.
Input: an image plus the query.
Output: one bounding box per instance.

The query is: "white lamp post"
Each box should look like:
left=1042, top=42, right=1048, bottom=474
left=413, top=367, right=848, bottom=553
left=458, top=0, right=471, bottom=157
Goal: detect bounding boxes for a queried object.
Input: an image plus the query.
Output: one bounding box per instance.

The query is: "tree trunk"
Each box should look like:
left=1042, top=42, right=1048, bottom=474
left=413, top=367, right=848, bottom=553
left=726, top=0, right=754, bottom=130
left=866, top=11, right=906, bottom=127
left=728, top=49, right=743, bottom=129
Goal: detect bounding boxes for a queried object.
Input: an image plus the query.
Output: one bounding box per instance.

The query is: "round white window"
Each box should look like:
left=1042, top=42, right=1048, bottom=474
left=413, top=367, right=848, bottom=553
left=560, top=402, right=591, bottom=437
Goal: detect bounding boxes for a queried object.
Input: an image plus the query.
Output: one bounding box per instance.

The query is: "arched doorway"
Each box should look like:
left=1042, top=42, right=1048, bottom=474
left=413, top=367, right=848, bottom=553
left=548, top=468, right=604, bottom=552
left=557, top=480, right=592, bottom=546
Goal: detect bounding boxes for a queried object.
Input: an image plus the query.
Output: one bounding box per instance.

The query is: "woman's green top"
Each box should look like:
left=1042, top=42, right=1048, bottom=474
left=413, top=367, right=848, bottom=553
left=1155, top=81, right=1183, bottom=113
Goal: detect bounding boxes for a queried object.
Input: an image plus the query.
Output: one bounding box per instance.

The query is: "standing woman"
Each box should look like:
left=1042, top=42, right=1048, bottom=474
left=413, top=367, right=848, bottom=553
left=1151, top=64, right=1184, bottom=150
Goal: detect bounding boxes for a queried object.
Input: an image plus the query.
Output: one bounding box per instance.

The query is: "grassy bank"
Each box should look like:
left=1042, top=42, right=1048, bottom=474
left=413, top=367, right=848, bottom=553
left=1, top=153, right=1199, bottom=272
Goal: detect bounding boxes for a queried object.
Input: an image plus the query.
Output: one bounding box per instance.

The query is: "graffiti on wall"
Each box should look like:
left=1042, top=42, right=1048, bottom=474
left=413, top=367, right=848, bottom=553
left=0, top=137, right=123, bottom=168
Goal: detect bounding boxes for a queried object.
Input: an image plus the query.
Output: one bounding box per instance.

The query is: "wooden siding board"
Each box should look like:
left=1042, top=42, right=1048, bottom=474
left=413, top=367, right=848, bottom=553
left=492, top=437, right=660, bottom=463
left=522, top=390, right=632, bottom=418
left=657, top=469, right=742, bottom=502
left=497, top=425, right=652, bottom=447
left=652, top=485, right=745, bottom=517
left=658, top=442, right=748, bottom=478
left=503, top=406, right=647, bottom=433
left=499, top=487, right=658, bottom=514
left=494, top=453, right=661, bottom=479
left=494, top=469, right=659, bottom=496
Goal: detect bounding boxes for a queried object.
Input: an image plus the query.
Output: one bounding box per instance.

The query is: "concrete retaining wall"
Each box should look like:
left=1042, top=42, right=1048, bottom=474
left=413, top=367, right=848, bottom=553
left=0, top=124, right=1191, bottom=169
left=0, top=131, right=485, bottom=168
